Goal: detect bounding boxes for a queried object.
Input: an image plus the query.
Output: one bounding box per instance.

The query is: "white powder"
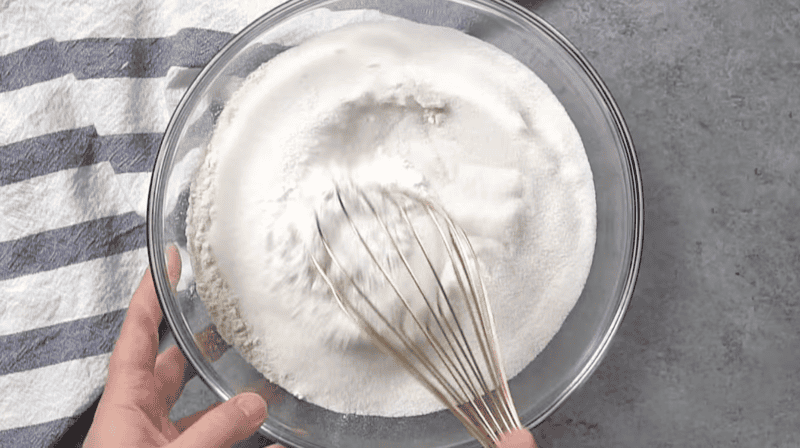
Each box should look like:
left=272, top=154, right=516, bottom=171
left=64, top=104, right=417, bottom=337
left=186, top=18, right=596, bottom=416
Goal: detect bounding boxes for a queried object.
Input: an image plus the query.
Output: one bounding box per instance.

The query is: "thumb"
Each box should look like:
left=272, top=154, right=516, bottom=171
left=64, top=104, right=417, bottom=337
left=496, top=428, right=537, bottom=448
left=171, top=393, right=267, bottom=448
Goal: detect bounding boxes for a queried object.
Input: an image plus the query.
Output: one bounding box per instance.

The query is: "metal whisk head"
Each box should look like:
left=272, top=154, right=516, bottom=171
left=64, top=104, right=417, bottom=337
left=310, top=184, right=521, bottom=447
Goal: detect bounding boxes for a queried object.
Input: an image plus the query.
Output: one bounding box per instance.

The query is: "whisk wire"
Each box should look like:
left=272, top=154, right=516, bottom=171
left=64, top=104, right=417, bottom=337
left=455, top=223, right=521, bottom=431
left=311, top=185, right=522, bottom=446
left=340, top=190, right=479, bottom=403
left=311, top=227, right=495, bottom=446
left=429, top=210, right=497, bottom=391
left=398, top=194, right=515, bottom=435
left=347, top=190, right=509, bottom=437
left=310, top=223, right=467, bottom=410
left=322, top=191, right=484, bottom=418
left=380, top=192, right=501, bottom=410
left=424, top=198, right=519, bottom=434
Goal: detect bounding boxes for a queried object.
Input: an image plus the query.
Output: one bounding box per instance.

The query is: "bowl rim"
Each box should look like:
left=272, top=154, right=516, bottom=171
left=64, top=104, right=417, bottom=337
left=495, top=1, right=644, bottom=428
left=147, top=0, right=643, bottom=443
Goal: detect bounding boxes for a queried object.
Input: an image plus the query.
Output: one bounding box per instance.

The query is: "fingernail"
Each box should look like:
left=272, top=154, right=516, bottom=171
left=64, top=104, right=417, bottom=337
left=236, top=394, right=267, bottom=420
left=497, top=429, right=537, bottom=448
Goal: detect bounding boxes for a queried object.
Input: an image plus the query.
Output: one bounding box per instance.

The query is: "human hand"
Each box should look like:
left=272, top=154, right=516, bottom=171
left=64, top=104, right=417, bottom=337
left=496, top=429, right=538, bottom=448
left=84, top=247, right=283, bottom=448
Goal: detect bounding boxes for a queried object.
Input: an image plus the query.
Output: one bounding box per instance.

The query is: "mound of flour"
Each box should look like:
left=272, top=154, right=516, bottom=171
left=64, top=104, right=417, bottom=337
left=186, top=17, right=595, bottom=416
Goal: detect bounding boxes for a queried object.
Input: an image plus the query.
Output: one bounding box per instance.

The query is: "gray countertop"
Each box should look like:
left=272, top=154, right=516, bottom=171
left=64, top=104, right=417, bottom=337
left=171, top=1, right=800, bottom=446
left=528, top=0, right=800, bottom=446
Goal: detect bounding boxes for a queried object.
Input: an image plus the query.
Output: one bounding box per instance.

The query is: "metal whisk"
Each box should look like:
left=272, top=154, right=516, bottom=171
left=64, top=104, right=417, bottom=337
left=310, top=184, right=522, bottom=447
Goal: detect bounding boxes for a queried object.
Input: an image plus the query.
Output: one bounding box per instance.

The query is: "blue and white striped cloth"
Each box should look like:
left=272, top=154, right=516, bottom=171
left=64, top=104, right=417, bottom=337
left=0, top=1, right=282, bottom=445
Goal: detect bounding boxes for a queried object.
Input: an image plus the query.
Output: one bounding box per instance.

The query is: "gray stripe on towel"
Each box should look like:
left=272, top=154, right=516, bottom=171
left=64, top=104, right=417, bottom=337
left=0, top=127, right=161, bottom=186
left=0, top=212, right=146, bottom=281
left=0, top=417, right=78, bottom=448
left=0, top=309, right=125, bottom=376
left=0, top=29, right=233, bottom=93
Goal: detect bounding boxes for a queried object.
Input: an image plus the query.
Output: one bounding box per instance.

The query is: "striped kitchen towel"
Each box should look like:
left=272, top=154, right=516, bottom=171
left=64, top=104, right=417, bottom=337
left=0, top=0, right=283, bottom=445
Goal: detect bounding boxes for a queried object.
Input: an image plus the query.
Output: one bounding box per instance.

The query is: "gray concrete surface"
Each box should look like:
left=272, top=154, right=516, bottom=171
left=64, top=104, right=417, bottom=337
left=169, top=1, right=800, bottom=447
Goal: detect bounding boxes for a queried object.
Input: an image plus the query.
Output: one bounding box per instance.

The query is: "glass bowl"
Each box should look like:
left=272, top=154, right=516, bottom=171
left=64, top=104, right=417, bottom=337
left=147, top=1, right=643, bottom=447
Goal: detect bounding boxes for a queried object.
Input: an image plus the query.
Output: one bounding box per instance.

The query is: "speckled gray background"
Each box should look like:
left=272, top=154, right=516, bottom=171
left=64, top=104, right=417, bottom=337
left=169, top=1, right=800, bottom=446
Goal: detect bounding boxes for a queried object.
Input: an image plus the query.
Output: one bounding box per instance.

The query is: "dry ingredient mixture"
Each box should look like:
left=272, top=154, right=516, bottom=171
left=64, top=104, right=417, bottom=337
left=187, top=17, right=596, bottom=416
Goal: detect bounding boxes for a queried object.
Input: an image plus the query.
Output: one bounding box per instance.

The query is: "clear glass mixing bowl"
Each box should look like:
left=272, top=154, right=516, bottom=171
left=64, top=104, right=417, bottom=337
left=147, top=1, right=643, bottom=446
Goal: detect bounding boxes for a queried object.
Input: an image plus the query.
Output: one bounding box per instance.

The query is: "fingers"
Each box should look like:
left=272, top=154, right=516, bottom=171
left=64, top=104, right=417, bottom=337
left=106, top=246, right=182, bottom=398
left=496, top=429, right=537, bottom=448
left=107, top=267, right=162, bottom=393
left=161, top=415, right=183, bottom=442
left=155, top=345, right=190, bottom=410
left=155, top=246, right=187, bottom=409
left=172, top=393, right=267, bottom=448
left=174, top=402, right=221, bottom=433
left=166, top=245, right=182, bottom=288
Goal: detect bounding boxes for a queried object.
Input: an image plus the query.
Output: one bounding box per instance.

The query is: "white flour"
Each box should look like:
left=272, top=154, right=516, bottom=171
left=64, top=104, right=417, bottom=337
left=186, top=18, right=596, bottom=416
